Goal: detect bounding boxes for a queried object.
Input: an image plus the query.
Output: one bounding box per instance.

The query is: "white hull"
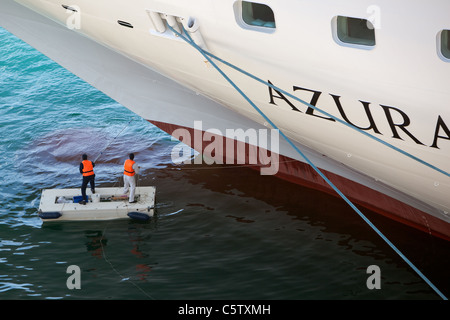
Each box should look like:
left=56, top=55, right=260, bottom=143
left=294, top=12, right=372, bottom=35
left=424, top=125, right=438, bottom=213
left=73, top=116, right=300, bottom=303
left=1, top=0, right=449, bottom=238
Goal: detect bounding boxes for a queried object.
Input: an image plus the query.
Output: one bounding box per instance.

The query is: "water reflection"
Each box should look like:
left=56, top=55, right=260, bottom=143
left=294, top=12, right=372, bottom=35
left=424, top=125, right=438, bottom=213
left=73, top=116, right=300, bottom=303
left=142, top=162, right=450, bottom=298
left=84, top=230, right=106, bottom=259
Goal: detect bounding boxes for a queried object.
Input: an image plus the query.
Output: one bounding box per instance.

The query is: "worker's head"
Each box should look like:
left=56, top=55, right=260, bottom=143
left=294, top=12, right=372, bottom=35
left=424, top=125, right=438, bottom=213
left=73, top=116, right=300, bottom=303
left=129, top=153, right=135, bottom=160
left=82, top=154, right=88, bottom=160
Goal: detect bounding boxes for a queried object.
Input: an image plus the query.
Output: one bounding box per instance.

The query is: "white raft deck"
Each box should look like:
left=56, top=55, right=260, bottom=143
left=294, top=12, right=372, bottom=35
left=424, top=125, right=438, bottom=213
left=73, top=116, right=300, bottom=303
left=38, top=187, right=156, bottom=222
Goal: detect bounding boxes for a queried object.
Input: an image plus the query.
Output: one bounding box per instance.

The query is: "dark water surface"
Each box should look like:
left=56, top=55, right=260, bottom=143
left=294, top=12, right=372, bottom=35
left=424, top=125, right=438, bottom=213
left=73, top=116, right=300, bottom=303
left=0, top=27, right=448, bottom=300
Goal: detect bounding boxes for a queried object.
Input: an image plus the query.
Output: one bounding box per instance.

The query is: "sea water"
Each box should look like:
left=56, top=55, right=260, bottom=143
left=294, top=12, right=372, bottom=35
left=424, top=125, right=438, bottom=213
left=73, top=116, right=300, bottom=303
left=0, top=27, right=448, bottom=300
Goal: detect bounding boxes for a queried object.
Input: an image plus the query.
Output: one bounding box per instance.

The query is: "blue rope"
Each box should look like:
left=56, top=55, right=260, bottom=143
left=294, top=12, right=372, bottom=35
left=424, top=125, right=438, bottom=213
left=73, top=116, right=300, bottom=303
left=167, top=24, right=447, bottom=300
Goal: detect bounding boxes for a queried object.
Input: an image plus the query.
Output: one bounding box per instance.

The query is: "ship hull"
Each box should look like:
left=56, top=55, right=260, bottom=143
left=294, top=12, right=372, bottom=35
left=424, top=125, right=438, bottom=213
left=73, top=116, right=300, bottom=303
left=1, top=0, right=448, bottom=240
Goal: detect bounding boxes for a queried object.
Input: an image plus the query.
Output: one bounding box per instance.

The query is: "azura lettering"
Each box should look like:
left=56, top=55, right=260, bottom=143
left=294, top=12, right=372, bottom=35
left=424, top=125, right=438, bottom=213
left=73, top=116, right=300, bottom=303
left=268, top=80, right=450, bottom=149
left=171, top=121, right=280, bottom=175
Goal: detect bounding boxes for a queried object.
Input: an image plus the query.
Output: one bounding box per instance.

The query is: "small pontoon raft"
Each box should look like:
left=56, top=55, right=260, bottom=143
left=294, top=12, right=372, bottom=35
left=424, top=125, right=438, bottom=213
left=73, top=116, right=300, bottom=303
left=38, top=187, right=156, bottom=221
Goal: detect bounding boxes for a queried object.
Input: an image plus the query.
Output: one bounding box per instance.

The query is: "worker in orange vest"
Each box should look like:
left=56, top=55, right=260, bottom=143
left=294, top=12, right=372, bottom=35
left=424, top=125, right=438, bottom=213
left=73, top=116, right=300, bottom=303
left=123, top=153, right=140, bottom=203
left=79, top=153, right=95, bottom=205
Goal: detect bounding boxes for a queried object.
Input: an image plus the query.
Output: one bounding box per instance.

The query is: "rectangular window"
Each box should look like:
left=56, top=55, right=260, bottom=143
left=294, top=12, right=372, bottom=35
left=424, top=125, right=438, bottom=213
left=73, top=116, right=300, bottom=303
left=336, top=16, right=375, bottom=46
left=441, top=30, right=450, bottom=59
left=242, top=1, right=275, bottom=28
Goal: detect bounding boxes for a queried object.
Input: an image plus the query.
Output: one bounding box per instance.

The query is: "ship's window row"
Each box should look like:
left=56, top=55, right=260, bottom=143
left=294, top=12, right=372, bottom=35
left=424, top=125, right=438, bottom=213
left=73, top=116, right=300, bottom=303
left=237, top=2, right=449, bottom=62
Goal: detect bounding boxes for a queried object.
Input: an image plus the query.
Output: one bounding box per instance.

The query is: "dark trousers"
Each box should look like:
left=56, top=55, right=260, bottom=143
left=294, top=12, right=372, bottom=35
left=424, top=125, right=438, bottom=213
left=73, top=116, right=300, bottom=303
left=81, top=174, right=95, bottom=201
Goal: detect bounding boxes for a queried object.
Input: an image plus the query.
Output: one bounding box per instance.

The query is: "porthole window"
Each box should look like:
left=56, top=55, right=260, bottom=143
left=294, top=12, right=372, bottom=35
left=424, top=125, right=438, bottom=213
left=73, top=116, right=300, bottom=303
left=440, top=30, right=450, bottom=60
left=336, top=16, right=376, bottom=47
left=241, top=1, right=275, bottom=28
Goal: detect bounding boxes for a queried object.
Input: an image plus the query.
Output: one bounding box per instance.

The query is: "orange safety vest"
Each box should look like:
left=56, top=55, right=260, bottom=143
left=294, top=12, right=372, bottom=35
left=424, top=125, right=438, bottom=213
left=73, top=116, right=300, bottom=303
left=124, top=159, right=135, bottom=176
left=82, top=160, right=94, bottom=176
